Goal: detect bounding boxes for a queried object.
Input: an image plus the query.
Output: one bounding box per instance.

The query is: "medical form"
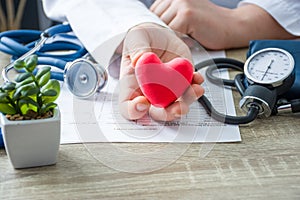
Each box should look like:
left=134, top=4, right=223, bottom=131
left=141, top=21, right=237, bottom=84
left=57, top=50, right=241, bottom=144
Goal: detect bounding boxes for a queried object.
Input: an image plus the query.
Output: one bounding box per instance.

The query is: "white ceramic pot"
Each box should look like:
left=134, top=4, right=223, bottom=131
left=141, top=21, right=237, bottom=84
left=0, top=108, right=61, bottom=169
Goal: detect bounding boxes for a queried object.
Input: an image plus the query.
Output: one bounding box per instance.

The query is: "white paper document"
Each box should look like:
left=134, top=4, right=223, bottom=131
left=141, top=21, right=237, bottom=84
left=57, top=50, right=241, bottom=144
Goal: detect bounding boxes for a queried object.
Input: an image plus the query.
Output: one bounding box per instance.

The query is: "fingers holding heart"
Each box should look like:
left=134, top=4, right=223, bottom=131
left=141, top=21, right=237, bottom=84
left=149, top=101, right=190, bottom=121
left=120, top=51, right=205, bottom=121
left=149, top=82, right=204, bottom=121
left=135, top=52, right=194, bottom=108
left=119, top=95, right=151, bottom=120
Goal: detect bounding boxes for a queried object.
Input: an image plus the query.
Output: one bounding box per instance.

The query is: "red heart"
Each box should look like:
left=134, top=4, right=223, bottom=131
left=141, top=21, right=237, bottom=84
left=135, top=52, right=194, bottom=108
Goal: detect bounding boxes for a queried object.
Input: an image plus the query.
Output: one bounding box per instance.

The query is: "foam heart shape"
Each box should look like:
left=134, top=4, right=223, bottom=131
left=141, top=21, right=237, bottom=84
left=135, top=52, right=194, bottom=108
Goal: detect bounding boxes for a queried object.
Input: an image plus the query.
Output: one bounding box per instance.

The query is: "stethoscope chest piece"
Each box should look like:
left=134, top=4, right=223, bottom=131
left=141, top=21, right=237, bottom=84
left=64, top=59, right=108, bottom=98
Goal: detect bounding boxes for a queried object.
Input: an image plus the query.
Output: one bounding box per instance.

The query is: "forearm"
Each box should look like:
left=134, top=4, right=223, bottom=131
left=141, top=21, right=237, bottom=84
left=239, top=0, right=300, bottom=36
left=226, top=4, right=296, bottom=49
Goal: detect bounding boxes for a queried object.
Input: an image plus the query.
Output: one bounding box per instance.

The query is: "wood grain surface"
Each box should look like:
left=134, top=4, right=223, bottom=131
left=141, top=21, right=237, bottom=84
left=0, top=50, right=299, bottom=200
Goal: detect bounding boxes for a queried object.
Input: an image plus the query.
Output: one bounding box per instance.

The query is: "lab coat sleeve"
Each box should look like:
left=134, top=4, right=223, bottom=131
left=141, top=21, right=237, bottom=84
left=42, top=0, right=167, bottom=66
left=239, top=0, right=300, bottom=36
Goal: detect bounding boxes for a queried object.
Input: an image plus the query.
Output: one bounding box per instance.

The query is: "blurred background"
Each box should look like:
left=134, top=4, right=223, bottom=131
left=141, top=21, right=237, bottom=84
left=0, top=0, right=240, bottom=32
left=0, top=0, right=52, bottom=31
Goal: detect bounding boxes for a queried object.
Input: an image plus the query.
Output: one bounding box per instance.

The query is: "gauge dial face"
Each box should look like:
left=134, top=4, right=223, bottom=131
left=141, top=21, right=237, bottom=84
left=244, top=48, right=294, bottom=86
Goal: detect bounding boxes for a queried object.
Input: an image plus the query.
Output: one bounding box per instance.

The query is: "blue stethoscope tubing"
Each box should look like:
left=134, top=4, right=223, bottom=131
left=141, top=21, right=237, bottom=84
left=0, top=24, right=90, bottom=148
left=0, top=23, right=88, bottom=81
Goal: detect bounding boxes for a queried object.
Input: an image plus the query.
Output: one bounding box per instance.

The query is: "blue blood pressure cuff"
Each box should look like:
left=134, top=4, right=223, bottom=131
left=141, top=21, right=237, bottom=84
left=247, top=40, right=300, bottom=100
left=0, top=130, right=3, bottom=148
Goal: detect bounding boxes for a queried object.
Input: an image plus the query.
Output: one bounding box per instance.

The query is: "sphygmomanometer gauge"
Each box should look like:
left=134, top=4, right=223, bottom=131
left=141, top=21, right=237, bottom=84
left=240, top=48, right=295, bottom=117
left=244, top=47, right=295, bottom=94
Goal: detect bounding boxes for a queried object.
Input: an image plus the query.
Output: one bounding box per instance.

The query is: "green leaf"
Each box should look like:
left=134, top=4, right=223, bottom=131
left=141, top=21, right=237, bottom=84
left=14, top=82, right=36, bottom=98
left=19, top=97, right=39, bottom=108
left=41, top=102, right=57, bottom=114
left=42, top=89, right=57, bottom=97
left=24, top=55, right=38, bottom=72
left=38, top=71, right=51, bottom=87
left=2, top=82, right=16, bottom=91
left=20, top=104, right=37, bottom=116
left=0, top=103, right=16, bottom=115
left=0, top=93, right=9, bottom=103
left=15, top=76, right=34, bottom=88
left=19, top=97, right=39, bottom=115
left=42, top=79, right=60, bottom=93
left=35, top=66, right=51, bottom=80
left=41, top=80, right=60, bottom=103
left=13, top=60, right=26, bottom=70
left=12, top=91, right=21, bottom=100
left=15, top=72, right=32, bottom=82
left=22, top=87, right=39, bottom=97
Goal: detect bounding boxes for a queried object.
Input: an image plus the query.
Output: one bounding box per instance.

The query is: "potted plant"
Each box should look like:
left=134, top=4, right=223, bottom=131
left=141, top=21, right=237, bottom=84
left=0, top=54, right=61, bottom=169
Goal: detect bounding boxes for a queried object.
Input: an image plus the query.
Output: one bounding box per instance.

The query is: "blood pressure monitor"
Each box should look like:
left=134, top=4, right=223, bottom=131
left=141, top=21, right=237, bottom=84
left=240, top=48, right=296, bottom=117
left=244, top=48, right=295, bottom=94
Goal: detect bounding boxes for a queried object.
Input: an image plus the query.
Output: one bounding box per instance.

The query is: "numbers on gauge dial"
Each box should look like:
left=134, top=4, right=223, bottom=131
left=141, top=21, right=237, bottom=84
left=247, top=50, right=292, bottom=84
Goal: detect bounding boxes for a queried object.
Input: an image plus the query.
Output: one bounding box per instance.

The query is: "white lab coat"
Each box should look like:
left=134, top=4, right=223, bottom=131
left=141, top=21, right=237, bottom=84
left=240, top=0, right=300, bottom=36
left=42, top=0, right=300, bottom=64
left=42, top=0, right=167, bottom=66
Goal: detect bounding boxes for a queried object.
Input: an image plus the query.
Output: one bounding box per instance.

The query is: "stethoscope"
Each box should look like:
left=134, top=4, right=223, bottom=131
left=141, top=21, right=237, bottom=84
left=0, top=23, right=108, bottom=99
left=1, top=24, right=299, bottom=125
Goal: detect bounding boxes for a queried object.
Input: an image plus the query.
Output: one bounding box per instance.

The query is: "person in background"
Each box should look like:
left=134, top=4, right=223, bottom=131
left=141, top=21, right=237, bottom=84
left=150, top=0, right=300, bottom=50
left=42, top=0, right=300, bottom=121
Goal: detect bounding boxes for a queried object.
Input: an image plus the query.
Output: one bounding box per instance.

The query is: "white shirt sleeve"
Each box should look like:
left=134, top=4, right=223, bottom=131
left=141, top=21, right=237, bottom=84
left=42, top=0, right=166, bottom=65
left=239, top=0, right=300, bottom=36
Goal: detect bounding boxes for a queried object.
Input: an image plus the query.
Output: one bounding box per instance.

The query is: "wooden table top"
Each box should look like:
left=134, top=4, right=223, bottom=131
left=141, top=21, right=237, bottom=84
left=0, top=49, right=299, bottom=199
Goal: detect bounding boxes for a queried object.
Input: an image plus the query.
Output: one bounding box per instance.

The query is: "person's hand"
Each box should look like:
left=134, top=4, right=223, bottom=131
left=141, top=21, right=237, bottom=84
left=151, top=0, right=295, bottom=49
left=151, top=0, right=232, bottom=49
left=119, top=23, right=204, bottom=121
